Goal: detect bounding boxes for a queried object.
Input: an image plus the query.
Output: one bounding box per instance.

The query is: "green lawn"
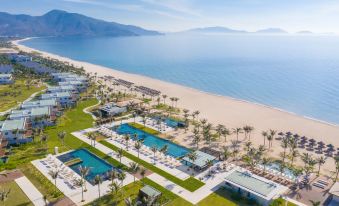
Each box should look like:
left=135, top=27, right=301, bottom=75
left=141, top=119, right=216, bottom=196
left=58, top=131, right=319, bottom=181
left=87, top=178, right=192, bottom=206
left=99, top=140, right=204, bottom=192
left=0, top=79, right=46, bottom=112
left=0, top=181, right=34, bottom=206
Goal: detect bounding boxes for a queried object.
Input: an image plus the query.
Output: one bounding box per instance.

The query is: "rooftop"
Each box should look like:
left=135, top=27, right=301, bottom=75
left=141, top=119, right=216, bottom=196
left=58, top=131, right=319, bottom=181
left=140, top=185, right=161, bottom=198
left=22, top=99, right=57, bottom=108
left=182, top=150, right=216, bottom=168
left=0, top=119, right=26, bottom=131
left=10, top=107, right=50, bottom=119
left=0, top=74, right=12, bottom=78
left=0, top=64, right=13, bottom=73
left=224, top=169, right=286, bottom=200
left=47, top=85, right=76, bottom=92
left=41, top=92, right=71, bottom=99
left=58, top=81, right=84, bottom=86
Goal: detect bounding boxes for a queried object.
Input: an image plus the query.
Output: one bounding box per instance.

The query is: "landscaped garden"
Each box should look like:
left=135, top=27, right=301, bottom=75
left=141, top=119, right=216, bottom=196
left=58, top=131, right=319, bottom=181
left=0, top=181, right=34, bottom=206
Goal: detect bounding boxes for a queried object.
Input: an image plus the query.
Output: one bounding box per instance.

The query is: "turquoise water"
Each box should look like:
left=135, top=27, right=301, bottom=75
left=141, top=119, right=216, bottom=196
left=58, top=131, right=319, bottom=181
left=22, top=35, right=339, bottom=124
left=57, top=149, right=113, bottom=184
left=116, top=123, right=189, bottom=158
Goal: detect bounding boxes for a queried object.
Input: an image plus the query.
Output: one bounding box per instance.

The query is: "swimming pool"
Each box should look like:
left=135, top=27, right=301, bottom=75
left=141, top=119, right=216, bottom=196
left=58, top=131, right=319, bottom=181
left=115, top=123, right=190, bottom=158
left=264, top=162, right=297, bottom=180
left=57, top=149, right=114, bottom=184
left=152, top=116, right=184, bottom=128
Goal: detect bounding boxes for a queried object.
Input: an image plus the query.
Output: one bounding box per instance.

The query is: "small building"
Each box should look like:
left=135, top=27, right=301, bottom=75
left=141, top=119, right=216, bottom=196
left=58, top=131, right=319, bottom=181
left=182, top=150, right=216, bottom=171
left=224, top=169, right=288, bottom=206
left=19, top=61, right=56, bottom=74
left=41, top=92, right=76, bottom=107
left=8, top=54, right=32, bottom=62
left=9, top=106, right=56, bottom=128
left=58, top=81, right=87, bottom=92
left=99, top=103, right=127, bottom=117
left=0, top=74, right=13, bottom=84
left=0, top=64, right=13, bottom=74
left=21, top=99, right=59, bottom=110
left=139, top=185, right=161, bottom=201
left=47, top=85, right=79, bottom=96
left=329, top=182, right=339, bottom=205
left=0, top=118, right=32, bottom=144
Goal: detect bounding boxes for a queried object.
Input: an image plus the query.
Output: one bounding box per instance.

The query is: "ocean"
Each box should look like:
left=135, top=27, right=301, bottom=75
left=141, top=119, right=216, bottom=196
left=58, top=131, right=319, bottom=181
left=21, top=34, right=339, bottom=125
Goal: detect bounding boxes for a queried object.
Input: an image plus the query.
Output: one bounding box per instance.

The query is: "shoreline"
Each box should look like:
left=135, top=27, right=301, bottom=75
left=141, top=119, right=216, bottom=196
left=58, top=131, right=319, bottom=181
left=13, top=38, right=339, bottom=148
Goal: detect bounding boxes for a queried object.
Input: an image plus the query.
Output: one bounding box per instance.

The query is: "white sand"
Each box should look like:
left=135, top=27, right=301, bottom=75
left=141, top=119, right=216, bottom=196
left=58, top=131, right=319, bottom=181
left=13, top=39, right=339, bottom=174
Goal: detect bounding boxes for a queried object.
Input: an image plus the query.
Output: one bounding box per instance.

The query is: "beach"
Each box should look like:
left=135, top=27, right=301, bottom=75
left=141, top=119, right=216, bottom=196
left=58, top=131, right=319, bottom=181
left=13, top=39, right=339, bottom=173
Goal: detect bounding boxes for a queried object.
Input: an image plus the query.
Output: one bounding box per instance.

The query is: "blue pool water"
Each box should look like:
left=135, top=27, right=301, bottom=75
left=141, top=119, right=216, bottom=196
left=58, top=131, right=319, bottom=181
left=57, top=149, right=114, bottom=184
left=22, top=35, right=339, bottom=125
left=152, top=116, right=183, bottom=128
left=116, top=124, right=190, bottom=158
left=265, top=162, right=297, bottom=180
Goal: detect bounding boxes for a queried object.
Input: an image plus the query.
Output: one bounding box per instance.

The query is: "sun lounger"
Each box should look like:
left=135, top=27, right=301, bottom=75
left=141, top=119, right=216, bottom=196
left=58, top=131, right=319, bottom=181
left=317, top=179, right=329, bottom=185
left=313, top=182, right=325, bottom=189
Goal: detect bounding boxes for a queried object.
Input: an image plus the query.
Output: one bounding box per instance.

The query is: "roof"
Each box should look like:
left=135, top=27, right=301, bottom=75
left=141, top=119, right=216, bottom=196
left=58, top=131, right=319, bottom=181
left=140, top=185, right=161, bottom=197
left=47, top=85, right=76, bottom=92
left=224, top=169, right=287, bottom=200
left=41, top=92, right=71, bottom=99
left=10, top=107, right=50, bottom=119
left=182, top=150, right=216, bottom=168
left=329, top=182, right=339, bottom=197
left=22, top=99, right=57, bottom=108
left=0, top=64, right=13, bottom=73
left=58, top=81, right=84, bottom=86
left=0, top=119, right=26, bottom=131
left=0, top=74, right=12, bottom=78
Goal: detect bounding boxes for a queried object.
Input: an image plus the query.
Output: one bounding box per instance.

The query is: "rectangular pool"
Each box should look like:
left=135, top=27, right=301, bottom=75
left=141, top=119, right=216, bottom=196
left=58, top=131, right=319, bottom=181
left=115, top=123, right=190, bottom=158
left=57, top=149, right=114, bottom=184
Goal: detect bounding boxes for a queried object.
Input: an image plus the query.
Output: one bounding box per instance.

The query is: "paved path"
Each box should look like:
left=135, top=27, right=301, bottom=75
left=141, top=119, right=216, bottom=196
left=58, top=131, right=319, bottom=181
left=15, top=176, right=47, bottom=206
left=72, top=129, right=235, bottom=204
left=82, top=99, right=101, bottom=120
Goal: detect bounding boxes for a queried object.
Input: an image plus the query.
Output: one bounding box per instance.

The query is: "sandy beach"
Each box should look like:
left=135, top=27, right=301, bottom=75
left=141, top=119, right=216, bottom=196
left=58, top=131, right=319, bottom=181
left=13, top=39, right=339, bottom=173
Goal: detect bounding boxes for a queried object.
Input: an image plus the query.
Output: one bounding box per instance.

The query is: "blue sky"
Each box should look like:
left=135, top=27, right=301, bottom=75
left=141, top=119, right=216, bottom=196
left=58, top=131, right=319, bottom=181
left=1, top=0, right=339, bottom=33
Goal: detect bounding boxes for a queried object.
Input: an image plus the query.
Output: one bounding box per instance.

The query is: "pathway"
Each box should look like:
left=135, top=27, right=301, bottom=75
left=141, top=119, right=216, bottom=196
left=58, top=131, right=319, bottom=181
left=15, top=176, right=47, bottom=206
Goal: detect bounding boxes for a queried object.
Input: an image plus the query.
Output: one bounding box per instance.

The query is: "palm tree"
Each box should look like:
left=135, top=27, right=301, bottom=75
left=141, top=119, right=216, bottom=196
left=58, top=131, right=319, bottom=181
left=109, top=181, right=121, bottom=205
left=222, top=146, right=231, bottom=163
left=205, top=159, right=214, bottom=173
left=151, top=146, right=158, bottom=164
left=162, top=94, right=167, bottom=105
left=118, top=171, right=126, bottom=186
left=124, top=134, right=130, bottom=150
left=268, top=129, right=277, bottom=147
left=73, top=178, right=85, bottom=202
left=222, top=127, right=231, bottom=143
left=334, top=156, right=339, bottom=181
left=125, top=197, right=137, bottom=206
left=289, top=150, right=299, bottom=167
left=267, top=135, right=273, bottom=149
left=243, top=125, right=254, bottom=140
left=233, top=127, right=243, bottom=142
left=40, top=133, right=49, bottom=149
left=57, top=130, right=66, bottom=146
left=129, top=162, right=140, bottom=182
left=193, top=129, right=201, bottom=149
left=316, top=156, right=326, bottom=176
left=281, top=138, right=289, bottom=164
left=216, top=124, right=225, bottom=140
left=309, top=200, right=321, bottom=206
left=140, top=168, right=147, bottom=185
left=108, top=169, right=119, bottom=186
left=117, top=148, right=124, bottom=163
left=78, top=165, right=90, bottom=192
left=48, top=169, right=59, bottom=190
left=160, top=145, right=168, bottom=158
left=187, top=152, right=198, bottom=175
left=94, top=175, right=102, bottom=200
left=261, top=131, right=268, bottom=146
left=134, top=141, right=142, bottom=158
left=0, top=187, right=11, bottom=206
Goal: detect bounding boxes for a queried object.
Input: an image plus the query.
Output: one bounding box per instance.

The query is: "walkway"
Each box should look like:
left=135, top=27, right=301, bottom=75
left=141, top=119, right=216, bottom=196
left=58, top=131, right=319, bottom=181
left=15, top=176, right=47, bottom=206
left=72, top=129, right=236, bottom=204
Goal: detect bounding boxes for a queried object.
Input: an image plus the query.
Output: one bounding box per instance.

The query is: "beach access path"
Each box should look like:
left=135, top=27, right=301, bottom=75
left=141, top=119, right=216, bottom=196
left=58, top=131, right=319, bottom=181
left=15, top=176, right=46, bottom=206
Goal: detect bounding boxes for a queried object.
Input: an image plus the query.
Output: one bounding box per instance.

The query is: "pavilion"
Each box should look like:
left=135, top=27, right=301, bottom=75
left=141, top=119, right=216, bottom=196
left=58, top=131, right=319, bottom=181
left=182, top=150, right=216, bottom=170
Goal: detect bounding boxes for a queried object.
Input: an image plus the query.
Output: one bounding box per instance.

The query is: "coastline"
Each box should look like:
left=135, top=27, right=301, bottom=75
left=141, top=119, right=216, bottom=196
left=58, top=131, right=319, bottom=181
left=13, top=38, right=339, bottom=148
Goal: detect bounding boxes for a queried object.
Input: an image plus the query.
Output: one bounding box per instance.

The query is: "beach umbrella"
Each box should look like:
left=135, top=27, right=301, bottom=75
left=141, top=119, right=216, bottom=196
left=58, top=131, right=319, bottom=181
left=327, top=144, right=334, bottom=148
left=286, top=131, right=292, bottom=135
left=278, top=132, right=284, bottom=136
left=293, top=134, right=300, bottom=138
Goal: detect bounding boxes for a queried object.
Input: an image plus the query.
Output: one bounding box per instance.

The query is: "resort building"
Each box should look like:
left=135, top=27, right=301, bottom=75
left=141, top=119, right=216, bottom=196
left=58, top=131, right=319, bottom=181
left=0, top=74, right=13, bottom=84
left=40, top=92, right=76, bottom=107
left=7, top=54, right=32, bottom=62
left=52, top=73, right=88, bottom=83
left=223, top=169, right=288, bottom=206
left=47, top=85, right=79, bottom=97
left=0, top=118, right=32, bottom=144
left=58, top=81, right=87, bottom=92
left=99, top=103, right=127, bottom=117
left=182, top=150, right=217, bottom=170
left=19, top=61, right=56, bottom=74
left=21, top=99, right=59, bottom=110
left=9, top=106, right=56, bottom=128
left=0, top=64, right=13, bottom=74
left=139, top=185, right=162, bottom=201
left=329, top=182, right=339, bottom=205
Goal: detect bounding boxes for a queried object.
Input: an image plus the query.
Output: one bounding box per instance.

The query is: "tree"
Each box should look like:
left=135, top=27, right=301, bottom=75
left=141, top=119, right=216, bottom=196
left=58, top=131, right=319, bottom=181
left=268, top=129, right=277, bottom=148
left=73, top=178, right=85, bottom=202
left=0, top=187, right=11, bottom=206
left=261, top=157, right=272, bottom=174
left=162, top=94, right=167, bottom=104
left=140, top=168, right=147, bottom=185
left=124, top=134, right=131, bottom=151
left=48, top=169, right=59, bottom=190
left=222, top=146, right=231, bottom=163
left=222, top=127, right=231, bottom=143
left=205, top=159, right=214, bottom=173
left=267, top=135, right=273, bottom=149
left=187, top=152, right=198, bottom=175
left=117, top=148, right=124, bottom=163
left=108, top=169, right=119, bottom=186
left=233, top=127, right=243, bottom=142
left=151, top=146, right=158, bottom=164
left=333, top=156, right=339, bottom=181
left=262, top=131, right=268, bottom=146
left=78, top=165, right=90, bottom=192
left=109, top=181, right=121, bottom=205
left=129, top=162, right=140, bottom=182
left=57, top=131, right=66, bottom=146
left=134, top=141, right=142, bottom=158
left=118, top=171, right=126, bottom=186
left=243, top=125, right=254, bottom=141
left=289, top=150, right=299, bottom=167
left=125, top=197, right=138, bottom=206
left=316, top=156, right=326, bottom=176
left=309, top=200, right=321, bottom=206
left=281, top=138, right=289, bottom=164
left=94, top=175, right=102, bottom=200
left=216, top=124, right=225, bottom=140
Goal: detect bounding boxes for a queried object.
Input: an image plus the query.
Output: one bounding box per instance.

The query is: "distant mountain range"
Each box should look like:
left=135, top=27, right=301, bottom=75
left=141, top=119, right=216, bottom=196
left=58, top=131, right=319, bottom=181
left=181, top=27, right=313, bottom=34
left=0, top=10, right=161, bottom=37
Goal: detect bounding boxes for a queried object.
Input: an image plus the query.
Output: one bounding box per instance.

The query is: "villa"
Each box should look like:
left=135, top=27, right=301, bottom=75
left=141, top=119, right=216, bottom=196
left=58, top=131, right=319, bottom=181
left=0, top=64, right=13, bottom=74
left=47, top=85, right=79, bottom=97
left=182, top=150, right=217, bottom=171
left=19, top=61, right=56, bottom=74
left=7, top=53, right=32, bottom=62
left=40, top=92, right=76, bottom=107
left=223, top=169, right=288, bottom=206
left=9, top=106, right=56, bottom=128
left=0, top=73, right=13, bottom=84
left=99, top=103, right=127, bottom=117
left=58, top=81, right=87, bottom=92
left=0, top=118, right=32, bottom=144
left=21, top=99, right=59, bottom=110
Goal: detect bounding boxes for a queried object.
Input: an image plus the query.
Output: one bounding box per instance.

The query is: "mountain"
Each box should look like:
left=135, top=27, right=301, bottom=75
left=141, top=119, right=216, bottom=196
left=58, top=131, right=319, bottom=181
left=255, top=28, right=288, bottom=34
left=0, top=10, right=161, bottom=37
left=297, top=31, right=313, bottom=34
left=184, top=26, right=247, bottom=34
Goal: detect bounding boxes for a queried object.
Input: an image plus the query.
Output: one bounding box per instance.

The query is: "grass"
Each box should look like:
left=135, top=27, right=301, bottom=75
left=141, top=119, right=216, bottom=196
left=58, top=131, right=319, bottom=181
left=99, top=140, right=205, bottom=192
left=0, top=79, right=46, bottom=112
left=269, top=198, right=297, bottom=206
left=87, top=178, right=192, bottom=206
left=128, top=122, right=160, bottom=135
left=0, top=180, right=34, bottom=206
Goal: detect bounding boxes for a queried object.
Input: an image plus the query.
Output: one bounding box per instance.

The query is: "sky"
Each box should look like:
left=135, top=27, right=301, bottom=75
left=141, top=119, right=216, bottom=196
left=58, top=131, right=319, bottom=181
left=1, top=0, right=339, bottom=33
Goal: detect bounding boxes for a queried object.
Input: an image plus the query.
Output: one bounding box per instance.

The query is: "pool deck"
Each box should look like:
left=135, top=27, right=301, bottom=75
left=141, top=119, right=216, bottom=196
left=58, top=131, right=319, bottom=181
left=31, top=151, right=134, bottom=205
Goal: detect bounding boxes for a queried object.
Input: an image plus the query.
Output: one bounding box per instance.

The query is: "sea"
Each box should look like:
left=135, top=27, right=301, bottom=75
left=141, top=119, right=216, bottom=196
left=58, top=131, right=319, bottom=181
left=21, top=34, right=339, bottom=125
